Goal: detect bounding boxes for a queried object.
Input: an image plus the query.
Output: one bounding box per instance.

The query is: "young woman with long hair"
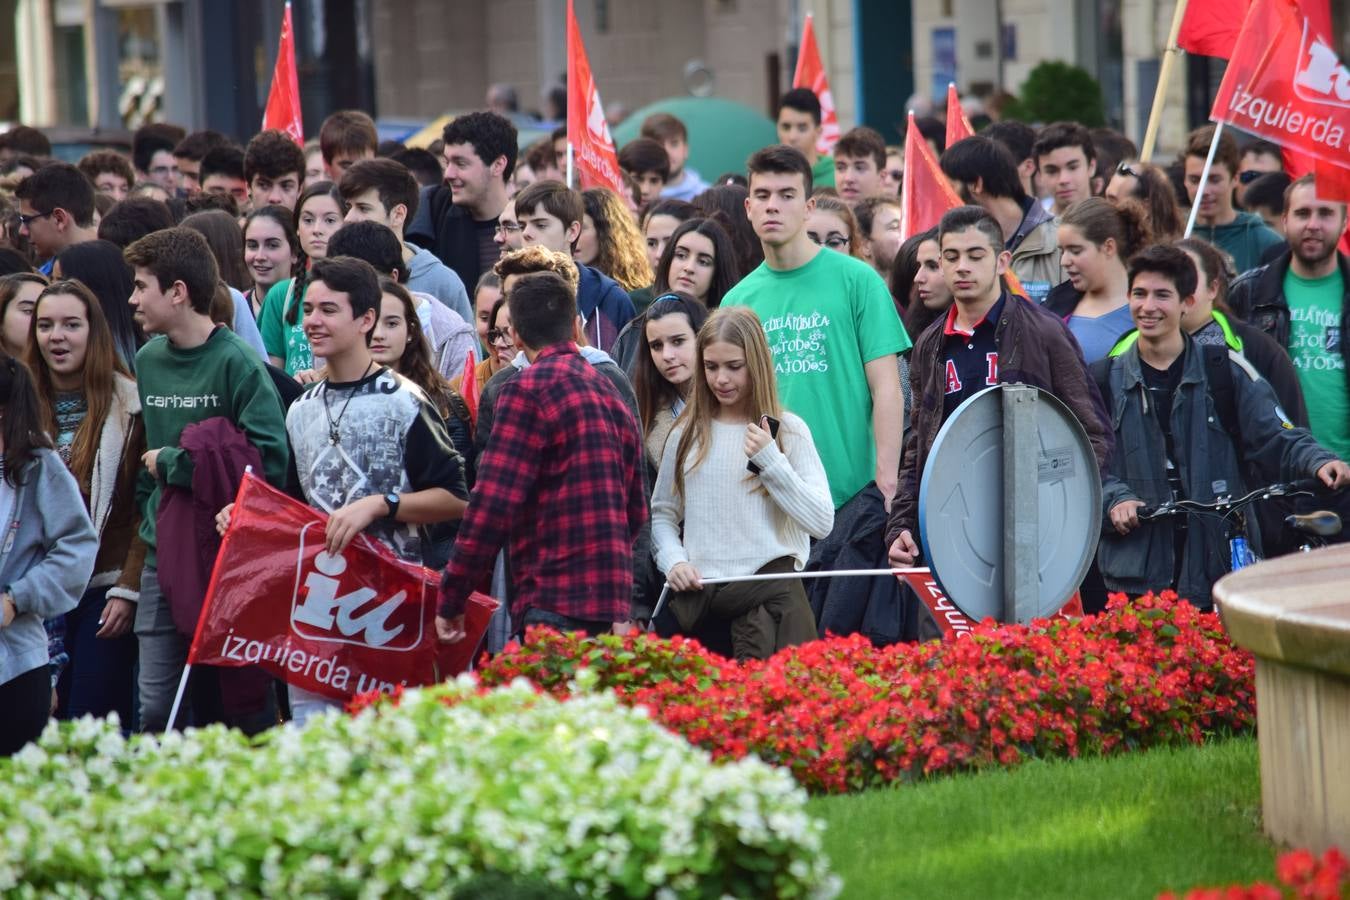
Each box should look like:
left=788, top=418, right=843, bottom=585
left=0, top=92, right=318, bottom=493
left=0, top=272, right=47, bottom=359
left=1106, top=160, right=1185, bottom=242
left=242, top=205, right=301, bottom=319
left=575, top=187, right=653, bottom=292
left=690, top=184, right=763, bottom=276
left=652, top=217, right=741, bottom=310
left=52, top=240, right=145, bottom=372
left=1047, top=197, right=1152, bottom=362
left=25, top=279, right=145, bottom=723
left=888, top=227, right=952, bottom=339
left=651, top=306, right=832, bottom=661
left=0, top=353, right=99, bottom=755
left=631, top=292, right=710, bottom=471
left=258, top=181, right=341, bottom=377
left=806, top=193, right=864, bottom=259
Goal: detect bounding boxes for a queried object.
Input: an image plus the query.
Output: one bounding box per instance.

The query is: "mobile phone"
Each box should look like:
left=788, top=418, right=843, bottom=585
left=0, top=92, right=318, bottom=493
left=746, top=415, right=782, bottom=475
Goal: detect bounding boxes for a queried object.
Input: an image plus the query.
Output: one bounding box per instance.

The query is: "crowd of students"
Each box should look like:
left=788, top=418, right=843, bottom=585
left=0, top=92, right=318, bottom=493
left=0, top=88, right=1347, bottom=750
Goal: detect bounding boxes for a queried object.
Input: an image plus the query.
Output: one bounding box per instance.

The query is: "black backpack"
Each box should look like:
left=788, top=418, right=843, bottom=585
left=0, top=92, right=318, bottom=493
left=1090, top=344, right=1239, bottom=440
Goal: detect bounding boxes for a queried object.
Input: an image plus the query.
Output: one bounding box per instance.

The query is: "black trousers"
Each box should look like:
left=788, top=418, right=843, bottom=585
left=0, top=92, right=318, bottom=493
left=1, top=665, right=51, bottom=756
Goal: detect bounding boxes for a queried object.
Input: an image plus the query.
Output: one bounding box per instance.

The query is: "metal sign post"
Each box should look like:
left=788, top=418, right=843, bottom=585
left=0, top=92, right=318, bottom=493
left=1001, top=385, right=1041, bottom=624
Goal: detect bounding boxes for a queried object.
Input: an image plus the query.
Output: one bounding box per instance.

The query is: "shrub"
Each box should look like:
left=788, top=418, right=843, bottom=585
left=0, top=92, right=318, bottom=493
left=1159, top=846, right=1348, bottom=899
left=471, top=593, right=1255, bottom=794
left=1003, top=61, right=1106, bottom=126
left=0, top=677, right=839, bottom=899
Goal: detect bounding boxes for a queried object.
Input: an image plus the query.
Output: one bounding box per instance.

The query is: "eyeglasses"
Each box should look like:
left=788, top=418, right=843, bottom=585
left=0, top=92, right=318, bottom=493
left=16, top=209, right=53, bottom=228
left=808, top=233, right=850, bottom=251
left=496, top=222, right=523, bottom=235
left=487, top=328, right=513, bottom=345
left=1116, top=162, right=1141, bottom=178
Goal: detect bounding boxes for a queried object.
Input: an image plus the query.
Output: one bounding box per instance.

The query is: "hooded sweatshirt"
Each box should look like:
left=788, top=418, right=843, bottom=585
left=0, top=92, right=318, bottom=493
left=576, top=264, right=637, bottom=354
left=1190, top=211, right=1285, bottom=276
left=406, top=242, right=474, bottom=325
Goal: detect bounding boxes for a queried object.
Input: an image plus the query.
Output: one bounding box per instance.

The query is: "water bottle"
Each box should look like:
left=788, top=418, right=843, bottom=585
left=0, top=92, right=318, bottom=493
left=1230, top=535, right=1256, bottom=571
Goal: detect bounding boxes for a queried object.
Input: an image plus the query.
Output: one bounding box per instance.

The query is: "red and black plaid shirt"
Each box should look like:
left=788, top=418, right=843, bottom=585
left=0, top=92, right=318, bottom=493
left=438, top=343, right=647, bottom=622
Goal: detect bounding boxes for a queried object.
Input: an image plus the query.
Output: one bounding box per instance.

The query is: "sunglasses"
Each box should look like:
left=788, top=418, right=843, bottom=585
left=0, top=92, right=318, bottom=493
left=16, top=209, right=53, bottom=228
left=1116, top=162, right=1141, bottom=178
left=1238, top=170, right=1266, bottom=184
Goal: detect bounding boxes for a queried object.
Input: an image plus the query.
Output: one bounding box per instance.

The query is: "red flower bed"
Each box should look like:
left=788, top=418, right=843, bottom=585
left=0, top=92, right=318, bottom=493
left=464, top=592, right=1255, bottom=794
left=1159, top=847, right=1348, bottom=899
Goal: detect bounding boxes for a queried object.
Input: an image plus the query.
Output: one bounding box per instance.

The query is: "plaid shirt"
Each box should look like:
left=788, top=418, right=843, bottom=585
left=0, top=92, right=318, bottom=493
left=439, top=343, right=647, bottom=622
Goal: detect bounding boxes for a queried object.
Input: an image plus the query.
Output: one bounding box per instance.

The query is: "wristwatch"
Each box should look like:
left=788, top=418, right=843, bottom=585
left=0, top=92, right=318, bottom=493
left=383, top=492, right=401, bottom=522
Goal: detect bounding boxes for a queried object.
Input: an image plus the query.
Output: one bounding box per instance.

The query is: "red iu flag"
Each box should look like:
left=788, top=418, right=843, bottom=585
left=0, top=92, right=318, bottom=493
left=901, top=111, right=963, bottom=241
left=1177, top=0, right=1253, bottom=58
left=566, top=0, right=624, bottom=193
left=188, top=473, right=497, bottom=701
left=262, top=2, right=304, bottom=145
left=945, top=83, right=975, bottom=149
left=792, top=13, right=841, bottom=156
left=1210, top=0, right=1349, bottom=171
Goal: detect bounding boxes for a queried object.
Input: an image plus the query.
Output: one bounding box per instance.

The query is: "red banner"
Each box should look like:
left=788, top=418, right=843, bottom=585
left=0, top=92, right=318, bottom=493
left=945, top=83, right=975, bottom=150
left=566, top=0, right=625, bottom=194
left=188, top=473, right=497, bottom=701
left=1210, top=0, right=1349, bottom=171
left=1178, top=0, right=1253, bottom=58
left=899, top=570, right=1083, bottom=639
left=261, top=1, right=304, bottom=145
left=792, top=13, right=841, bottom=156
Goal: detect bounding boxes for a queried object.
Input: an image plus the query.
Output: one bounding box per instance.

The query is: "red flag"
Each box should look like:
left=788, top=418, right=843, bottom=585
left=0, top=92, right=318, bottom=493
left=460, top=349, right=479, bottom=427
left=1210, top=0, right=1349, bottom=171
left=792, top=13, right=841, bottom=156
left=900, top=570, right=1083, bottom=638
left=901, top=111, right=963, bottom=242
left=261, top=2, right=304, bottom=145
left=566, top=0, right=625, bottom=193
left=1177, top=0, right=1252, bottom=58
left=945, top=83, right=975, bottom=149
left=188, top=473, right=497, bottom=701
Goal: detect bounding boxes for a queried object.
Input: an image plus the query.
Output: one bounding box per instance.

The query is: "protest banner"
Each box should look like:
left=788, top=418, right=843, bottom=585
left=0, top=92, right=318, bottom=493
left=261, top=1, right=303, bottom=145
left=792, top=13, right=840, bottom=156
left=902, top=571, right=1084, bottom=640
left=179, top=473, right=495, bottom=723
left=566, top=0, right=625, bottom=193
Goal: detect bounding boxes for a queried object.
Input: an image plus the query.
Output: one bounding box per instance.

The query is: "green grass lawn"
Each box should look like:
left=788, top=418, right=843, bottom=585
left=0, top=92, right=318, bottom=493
left=808, top=737, right=1275, bottom=900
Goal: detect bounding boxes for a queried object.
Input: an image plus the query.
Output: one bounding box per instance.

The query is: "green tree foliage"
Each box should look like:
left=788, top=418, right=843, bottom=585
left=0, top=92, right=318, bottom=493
left=1003, top=61, right=1106, bottom=126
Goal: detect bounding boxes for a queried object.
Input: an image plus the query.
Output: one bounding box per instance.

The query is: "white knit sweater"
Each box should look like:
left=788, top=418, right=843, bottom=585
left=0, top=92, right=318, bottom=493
left=651, top=412, right=834, bottom=579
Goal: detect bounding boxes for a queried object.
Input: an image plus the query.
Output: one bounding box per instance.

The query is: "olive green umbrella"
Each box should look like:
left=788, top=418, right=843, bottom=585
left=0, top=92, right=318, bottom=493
left=612, top=96, right=779, bottom=182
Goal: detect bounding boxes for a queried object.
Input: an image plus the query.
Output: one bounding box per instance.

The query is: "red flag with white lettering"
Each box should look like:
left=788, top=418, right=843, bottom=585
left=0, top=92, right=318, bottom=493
left=1210, top=0, right=1350, bottom=172
left=945, top=83, right=975, bottom=149
left=900, top=570, right=1083, bottom=639
left=792, top=13, right=841, bottom=156
left=261, top=2, right=304, bottom=145
left=566, top=0, right=625, bottom=193
left=188, top=473, right=496, bottom=701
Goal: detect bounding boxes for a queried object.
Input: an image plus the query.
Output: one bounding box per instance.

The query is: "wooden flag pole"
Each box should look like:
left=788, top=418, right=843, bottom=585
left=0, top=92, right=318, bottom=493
left=1140, top=0, right=1192, bottom=163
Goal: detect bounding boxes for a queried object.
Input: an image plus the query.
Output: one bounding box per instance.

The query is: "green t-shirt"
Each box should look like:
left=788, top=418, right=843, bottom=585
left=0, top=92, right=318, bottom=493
left=258, top=277, right=313, bottom=376
left=1285, top=266, right=1349, bottom=459
left=812, top=154, right=836, bottom=190
left=722, top=248, right=912, bottom=507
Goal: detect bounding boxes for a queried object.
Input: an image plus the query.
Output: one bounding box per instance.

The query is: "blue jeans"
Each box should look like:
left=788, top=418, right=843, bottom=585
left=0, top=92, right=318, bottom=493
left=58, top=585, right=137, bottom=725
left=519, top=607, right=611, bottom=639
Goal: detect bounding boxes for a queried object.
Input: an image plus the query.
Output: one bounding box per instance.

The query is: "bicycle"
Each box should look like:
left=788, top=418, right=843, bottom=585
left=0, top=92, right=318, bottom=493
left=1137, top=479, right=1343, bottom=573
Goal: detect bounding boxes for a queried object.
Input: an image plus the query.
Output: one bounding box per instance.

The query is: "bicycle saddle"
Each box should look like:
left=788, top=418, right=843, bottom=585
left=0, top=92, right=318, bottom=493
left=1285, top=511, right=1343, bottom=538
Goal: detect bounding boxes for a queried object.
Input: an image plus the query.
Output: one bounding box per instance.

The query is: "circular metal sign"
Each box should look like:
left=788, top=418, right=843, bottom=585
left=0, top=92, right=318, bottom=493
left=917, top=385, right=1101, bottom=622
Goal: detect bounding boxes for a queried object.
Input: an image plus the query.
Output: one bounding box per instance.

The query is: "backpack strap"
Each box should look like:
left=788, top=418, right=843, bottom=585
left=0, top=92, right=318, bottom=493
left=1201, top=344, right=1240, bottom=440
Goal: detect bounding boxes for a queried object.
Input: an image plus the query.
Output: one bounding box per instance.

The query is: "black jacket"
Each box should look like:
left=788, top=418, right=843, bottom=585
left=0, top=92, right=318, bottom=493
left=1228, top=249, right=1350, bottom=398
left=405, top=185, right=492, bottom=292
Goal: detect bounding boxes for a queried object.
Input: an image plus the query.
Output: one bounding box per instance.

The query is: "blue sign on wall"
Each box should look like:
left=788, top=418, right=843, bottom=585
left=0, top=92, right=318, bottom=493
left=932, top=27, right=957, bottom=104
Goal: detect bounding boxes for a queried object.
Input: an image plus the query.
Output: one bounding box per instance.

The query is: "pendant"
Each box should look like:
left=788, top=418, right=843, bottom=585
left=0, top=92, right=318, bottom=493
left=329, top=427, right=340, bottom=446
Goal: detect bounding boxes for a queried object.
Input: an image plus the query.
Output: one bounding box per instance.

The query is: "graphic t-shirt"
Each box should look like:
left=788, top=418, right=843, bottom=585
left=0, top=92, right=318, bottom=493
left=1285, top=267, right=1349, bottom=459
left=286, top=366, right=467, bottom=565
left=722, top=248, right=911, bottom=507
left=258, top=277, right=313, bottom=376
left=941, top=296, right=1002, bottom=420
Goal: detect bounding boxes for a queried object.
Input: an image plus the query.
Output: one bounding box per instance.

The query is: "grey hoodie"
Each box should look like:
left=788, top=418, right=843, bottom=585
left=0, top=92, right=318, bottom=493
left=0, top=449, right=99, bottom=686
left=406, top=243, right=473, bottom=325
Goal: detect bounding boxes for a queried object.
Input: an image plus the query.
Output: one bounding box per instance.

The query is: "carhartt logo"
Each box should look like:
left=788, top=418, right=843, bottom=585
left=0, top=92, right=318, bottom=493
left=1295, top=21, right=1350, bottom=109
left=289, top=525, right=422, bottom=651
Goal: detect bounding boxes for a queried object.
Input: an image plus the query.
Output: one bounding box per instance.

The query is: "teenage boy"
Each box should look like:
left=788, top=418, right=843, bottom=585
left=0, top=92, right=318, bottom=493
left=199, top=146, right=250, bottom=210
left=339, top=158, right=473, bottom=323
left=173, top=130, right=230, bottom=196
left=319, top=110, right=379, bottom=180
left=1032, top=122, right=1096, bottom=216
left=435, top=270, right=646, bottom=644
left=1237, top=139, right=1284, bottom=206
left=618, top=139, right=670, bottom=211
left=244, top=129, right=306, bottom=211
left=16, top=163, right=99, bottom=274
left=228, top=255, right=467, bottom=723
left=132, top=123, right=185, bottom=193
left=77, top=150, right=135, bottom=202
left=1229, top=177, right=1350, bottom=515
left=406, top=111, right=516, bottom=292
left=1094, top=244, right=1349, bottom=604
left=514, top=180, right=636, bottom=352
left=641, top=113, right=708, bottom=202
left=985, top=120, right=1038, bottom=199
left=1184, top=125, right=1284, bottom=275
left=855, top=196, right=904, bottom=280
left=724, top=145, right=907, bottom=512
left=776, top=88, right=835, bottom=189
left=494, top=198, right=524, bottom=255
left=123, top=227, right=289, bottom=732
left=886, top=205, right=1111, bottom=566
left=833, top=127, right=887, bottom=208
left=941, top=136, right=1064, bottom=303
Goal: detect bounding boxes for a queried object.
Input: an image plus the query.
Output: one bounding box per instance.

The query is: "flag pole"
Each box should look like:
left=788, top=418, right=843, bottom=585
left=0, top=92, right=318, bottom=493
left=1140, top=0, right=1191, bottom=163
left=1184, top=121, right=1224, bottom=237
left=566, top=142, right=575, bottom=189
left=166, top=664, right=192, bottom=731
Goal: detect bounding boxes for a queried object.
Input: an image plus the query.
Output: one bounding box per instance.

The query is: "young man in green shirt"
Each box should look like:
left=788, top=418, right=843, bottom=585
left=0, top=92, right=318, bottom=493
left=124, top=227, right=290, bottom=732
left=1183, top=125, right=1284, bottom=275
left=776, top=89, right=835, bottom=190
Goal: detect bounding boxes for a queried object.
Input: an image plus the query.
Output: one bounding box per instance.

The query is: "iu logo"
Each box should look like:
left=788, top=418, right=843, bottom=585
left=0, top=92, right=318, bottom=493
left=1295, top=20, right=1350, bottom=108
left=289, top=523, right=424, bottom=651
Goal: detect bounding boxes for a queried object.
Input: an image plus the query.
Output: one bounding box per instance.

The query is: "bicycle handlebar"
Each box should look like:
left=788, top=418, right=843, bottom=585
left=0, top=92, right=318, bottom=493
left=1136, top=479, right=1333, bottom=521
